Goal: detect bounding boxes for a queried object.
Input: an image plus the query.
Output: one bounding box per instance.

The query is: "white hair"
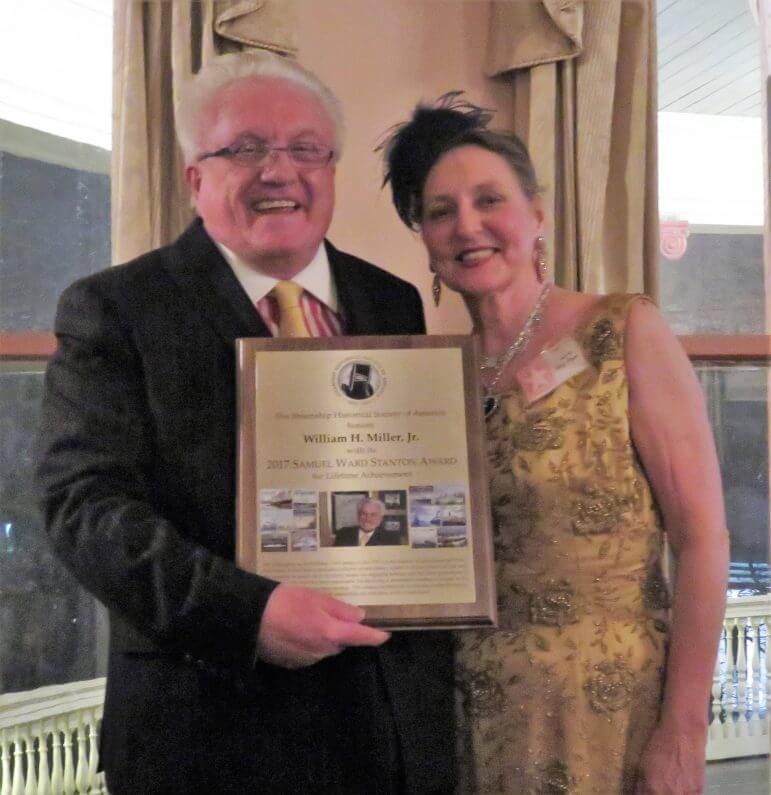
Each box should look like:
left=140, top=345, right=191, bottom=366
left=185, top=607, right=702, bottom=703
left=357, top=497, right=385, bottom=515
left=175, top=51, right=345, bottom=163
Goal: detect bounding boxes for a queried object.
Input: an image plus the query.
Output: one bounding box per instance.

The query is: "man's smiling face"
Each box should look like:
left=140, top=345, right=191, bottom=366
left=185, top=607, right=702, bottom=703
left=186, top=77, right=336, bottom=277
left=357, top=502, right=383, bottom=533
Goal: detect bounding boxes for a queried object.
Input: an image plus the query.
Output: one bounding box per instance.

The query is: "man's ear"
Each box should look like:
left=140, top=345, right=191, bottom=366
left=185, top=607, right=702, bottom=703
left=185, top=164, right=202, bottom=201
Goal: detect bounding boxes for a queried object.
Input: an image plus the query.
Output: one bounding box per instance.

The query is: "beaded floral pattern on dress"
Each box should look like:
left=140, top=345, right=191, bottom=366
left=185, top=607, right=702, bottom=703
left=529, top=580, right=579, bottom=627
left=584, top=658, right=635, bottom=714
left=571, top=487, right=629, bottom=535
left=587, top=317, right=622, bottom=367
left=536, top=760, right=577, bottom=794
left=455, top=294, right=669, bottom=795
left=510, top=408, right=568, bottom=451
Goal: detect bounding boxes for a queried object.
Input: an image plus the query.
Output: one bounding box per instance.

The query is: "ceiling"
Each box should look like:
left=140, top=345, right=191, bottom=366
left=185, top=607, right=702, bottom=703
left=657, top=0, right=762, bottom=116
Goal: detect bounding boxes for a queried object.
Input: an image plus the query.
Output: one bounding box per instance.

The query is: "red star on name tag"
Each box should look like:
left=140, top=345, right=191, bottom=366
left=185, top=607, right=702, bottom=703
left=516, top=337, right=590, bottom=405
left=517, top=357, right=559, bottom=403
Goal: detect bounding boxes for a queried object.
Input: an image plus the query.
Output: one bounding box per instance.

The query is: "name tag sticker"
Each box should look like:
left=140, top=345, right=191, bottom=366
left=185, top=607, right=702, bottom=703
left=516, top=337, right=590, bottom=405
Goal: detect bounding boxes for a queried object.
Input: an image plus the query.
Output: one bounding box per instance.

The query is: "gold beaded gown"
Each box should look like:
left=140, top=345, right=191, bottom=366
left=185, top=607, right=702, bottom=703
left=455, top=295, right=670, bottom=794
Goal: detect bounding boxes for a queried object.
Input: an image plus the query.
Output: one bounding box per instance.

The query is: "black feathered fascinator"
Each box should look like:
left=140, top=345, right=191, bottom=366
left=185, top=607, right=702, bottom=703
left=378, top=91, right=494, bottom=229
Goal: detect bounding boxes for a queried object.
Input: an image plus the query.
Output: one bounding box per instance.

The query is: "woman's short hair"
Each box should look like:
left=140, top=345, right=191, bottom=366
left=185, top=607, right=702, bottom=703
left=175, top=51, right=345, bottom=163
left=379, top=92, right=540, bottom=230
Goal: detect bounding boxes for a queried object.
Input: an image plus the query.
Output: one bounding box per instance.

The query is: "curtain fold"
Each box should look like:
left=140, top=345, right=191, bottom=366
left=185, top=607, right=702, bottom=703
left=487, top=0, right=658, bottom=298
left=215, top=0, right=298, bottom=55
left=111, top=0, right=297, bottom=265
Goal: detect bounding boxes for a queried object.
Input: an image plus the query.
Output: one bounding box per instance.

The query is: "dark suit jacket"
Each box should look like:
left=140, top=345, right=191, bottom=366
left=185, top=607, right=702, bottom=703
left=334, top=525, right=403, bottom=546
left=36, top=220, right=455, bottom=794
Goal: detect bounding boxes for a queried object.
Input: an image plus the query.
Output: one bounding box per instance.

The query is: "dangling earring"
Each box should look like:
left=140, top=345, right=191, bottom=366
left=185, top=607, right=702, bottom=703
left=534, top=235, right=547, bottom=282
left=432, top=272, right=442, bottom=306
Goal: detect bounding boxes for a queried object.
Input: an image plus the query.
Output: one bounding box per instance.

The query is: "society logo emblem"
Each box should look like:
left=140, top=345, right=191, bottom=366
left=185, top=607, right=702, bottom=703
left=332, top=358, right=385, bottom=401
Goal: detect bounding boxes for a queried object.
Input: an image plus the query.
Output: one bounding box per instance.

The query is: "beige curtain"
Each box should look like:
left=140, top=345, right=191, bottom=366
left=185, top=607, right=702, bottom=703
left=487, top=0, right=658, bottom=297
left=111, top=0, right=298, bottom=265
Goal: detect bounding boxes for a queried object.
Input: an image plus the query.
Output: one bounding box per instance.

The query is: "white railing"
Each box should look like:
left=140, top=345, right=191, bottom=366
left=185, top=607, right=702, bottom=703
left=0, top=678, right=107, bottom=794
left=0, top=597, right=767, bottom=789
left=707, top=595, right=770, bottom=761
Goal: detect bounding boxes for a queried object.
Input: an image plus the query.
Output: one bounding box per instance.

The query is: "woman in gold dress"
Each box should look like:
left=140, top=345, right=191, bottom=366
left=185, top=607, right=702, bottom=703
left=381, top=97, right=728, bottom=794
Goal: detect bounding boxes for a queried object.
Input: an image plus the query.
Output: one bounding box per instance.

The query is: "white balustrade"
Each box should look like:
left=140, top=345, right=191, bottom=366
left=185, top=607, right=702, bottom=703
left=0, top=603, right=767, bottom=787
left=0, top=679, right=107, bottom=794
left=707, top=595, right=771, bottom=761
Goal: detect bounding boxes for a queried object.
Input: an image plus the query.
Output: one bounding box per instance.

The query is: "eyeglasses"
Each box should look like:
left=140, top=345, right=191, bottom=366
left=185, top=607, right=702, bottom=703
left=198, top=136, right=335, bottom=168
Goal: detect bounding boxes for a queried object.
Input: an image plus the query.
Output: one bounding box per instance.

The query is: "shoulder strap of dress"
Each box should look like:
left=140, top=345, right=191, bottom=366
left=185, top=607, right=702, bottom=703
left=588, top=292, right=656, bottom=329
left=579, top=293, right=657, bottom=366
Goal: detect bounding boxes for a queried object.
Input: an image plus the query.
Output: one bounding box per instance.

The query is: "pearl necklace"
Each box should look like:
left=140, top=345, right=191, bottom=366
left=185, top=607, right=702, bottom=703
left=481, top=282, right=552, bottom=417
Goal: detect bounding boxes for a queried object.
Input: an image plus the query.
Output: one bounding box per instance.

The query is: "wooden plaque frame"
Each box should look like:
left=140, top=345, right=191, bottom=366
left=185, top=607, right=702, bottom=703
left=236, top=334, right=496, bottom=630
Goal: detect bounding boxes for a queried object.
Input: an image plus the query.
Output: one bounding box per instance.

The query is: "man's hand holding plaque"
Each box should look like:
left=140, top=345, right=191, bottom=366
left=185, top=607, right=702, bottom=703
left=257, top=583, right=390, bottom=668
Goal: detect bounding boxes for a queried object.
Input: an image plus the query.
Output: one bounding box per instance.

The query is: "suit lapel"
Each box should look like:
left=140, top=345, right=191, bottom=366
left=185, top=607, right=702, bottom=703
left=163, top=220, right=270, bottom=345
left=163, top=226, right=382, bottom=343
left=328, top=241, right=380, bottom=335
left=370, top=528, right=386, bottom=546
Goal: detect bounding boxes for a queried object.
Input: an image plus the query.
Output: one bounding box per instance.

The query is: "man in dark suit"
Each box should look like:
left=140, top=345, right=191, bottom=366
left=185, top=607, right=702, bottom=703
left=36, top=51, right=454, bottom=794
left=335, top=498, right=403, bottom=546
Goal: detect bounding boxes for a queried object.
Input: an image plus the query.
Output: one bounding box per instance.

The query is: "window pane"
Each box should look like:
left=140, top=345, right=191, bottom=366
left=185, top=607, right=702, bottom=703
left=696, top=363, right=770, bottom=595
left=0, top=364, right=107, bottom=693
left=0, top=0, right=112, bottom=333
left=660, top=230, right=764, bottom=334
left=0, top=0, right=112, bottom=693
left=0, top=133, right=111, bottom=332
left=657, top=1, right=765, bottom=332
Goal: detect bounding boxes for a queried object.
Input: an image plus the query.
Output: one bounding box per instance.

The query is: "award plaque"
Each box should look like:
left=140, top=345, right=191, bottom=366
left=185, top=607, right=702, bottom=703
left=236, top=335, right=496, bottom=629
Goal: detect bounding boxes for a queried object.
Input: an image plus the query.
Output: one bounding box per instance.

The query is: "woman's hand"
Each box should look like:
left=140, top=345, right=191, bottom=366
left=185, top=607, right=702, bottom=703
left=635, top=721, right=707, bottom=794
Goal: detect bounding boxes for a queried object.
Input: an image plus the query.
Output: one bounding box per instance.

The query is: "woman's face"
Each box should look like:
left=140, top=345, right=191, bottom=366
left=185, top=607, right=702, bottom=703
left=420, top=145, right=543, bottom=299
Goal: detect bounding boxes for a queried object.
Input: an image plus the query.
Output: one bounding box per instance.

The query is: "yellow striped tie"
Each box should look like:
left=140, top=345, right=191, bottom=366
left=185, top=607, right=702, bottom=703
left=271, top=280, right=309, bottom=338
